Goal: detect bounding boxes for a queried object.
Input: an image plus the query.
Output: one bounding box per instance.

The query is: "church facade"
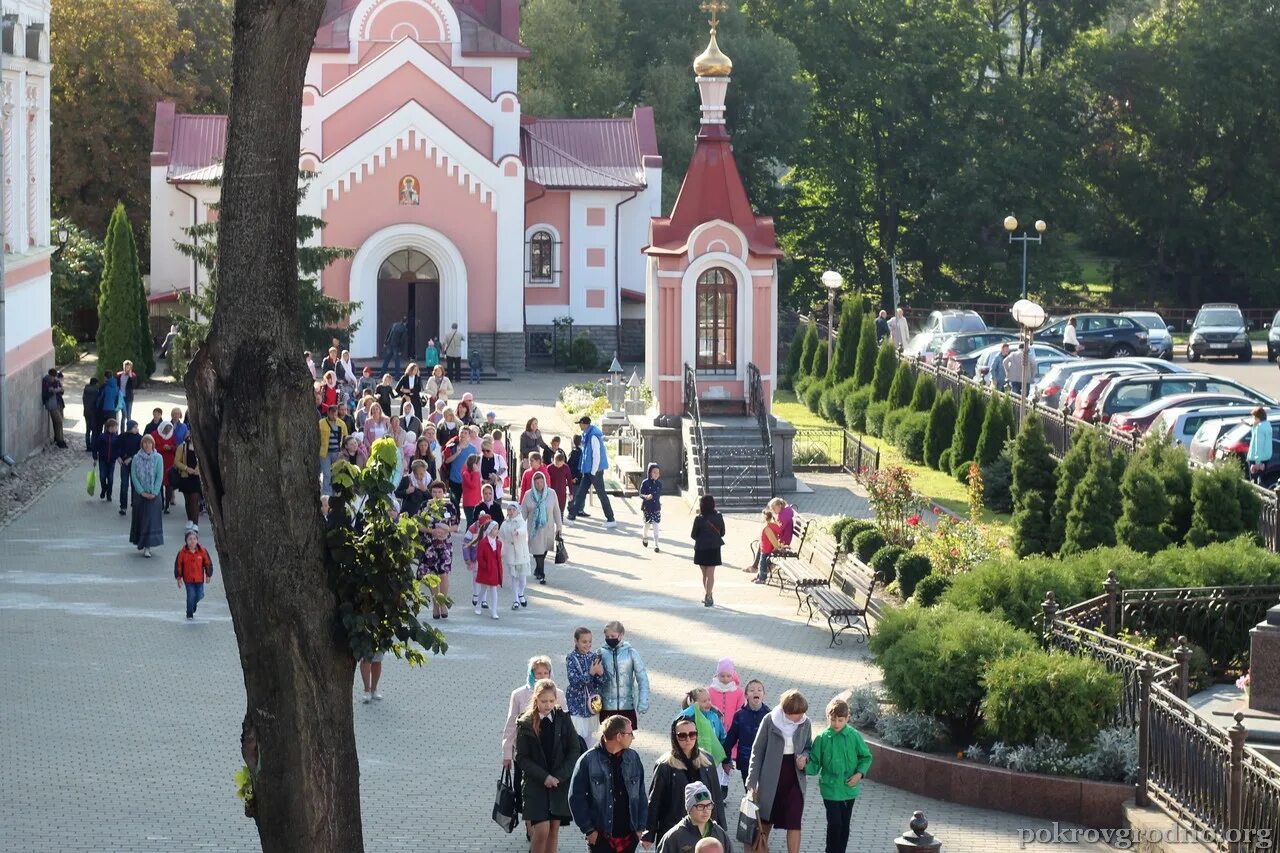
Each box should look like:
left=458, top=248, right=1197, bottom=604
left=149, top=0, right=662, bottom=369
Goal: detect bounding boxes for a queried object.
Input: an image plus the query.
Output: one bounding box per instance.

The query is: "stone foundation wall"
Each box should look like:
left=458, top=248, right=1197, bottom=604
left=524, top=325, right=629, bottom=370
left=5, top=348, right=56, bottom=461
left=620, top=319, right=645, bottom=362
left=467, top=332, right=525, bottom=372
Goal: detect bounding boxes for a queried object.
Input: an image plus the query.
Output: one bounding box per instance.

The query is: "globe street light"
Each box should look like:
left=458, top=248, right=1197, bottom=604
left=1010, top=298, right=1047, bottom=402
left=1005, top=215, right=1047, bottom=300
left=821, top=270, right=844, bottom=361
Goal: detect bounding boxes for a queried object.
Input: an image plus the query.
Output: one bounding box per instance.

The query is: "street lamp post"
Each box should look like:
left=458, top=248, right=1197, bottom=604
left=1004, top=215, right=1047, bottom=300
left=1010, top=299, right=1047, bottom=403
left=821, top=270, right=844, bottom=361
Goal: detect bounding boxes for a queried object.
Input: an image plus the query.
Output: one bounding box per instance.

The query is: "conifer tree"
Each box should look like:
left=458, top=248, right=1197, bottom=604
left=1010, top=413, right=1057, bottom=556
left=871, top=340, right=897, bottom=402
left=782, top=322, right=808, bottom=389
left=810, top=338, right=829, bottom=384
left=923, top=389, right=958, bottom=469
left=1049, top=428, right=1098, bottom=555
left=887, top=361, right=916, bottom=410
left=974, top=393, right=1012, bottom=467
left=796, top=319, right=819, bottom=383
left=853, top=314, right=877, bottom=388
left=910, top=373, right=936, bottom=411
left=949, top=386, right=987, bottom=476
left=827, top=298, right=862, bottom=384
left=1187, top=464, right=1260, bottom=547
left=1115, top=459, right=1172, bottom=554
left=1148, top=435, right=1194, bottom=543
left=95, top=203, right=147, bottom=378
left=1062, top=451, right=1119, bottom=554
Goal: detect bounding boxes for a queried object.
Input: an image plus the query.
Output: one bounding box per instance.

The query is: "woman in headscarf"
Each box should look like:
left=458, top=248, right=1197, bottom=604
left=455, top=392, right=477, bottom=425
left=501, top=656, right=568, bottom=769
left=129, top=433, right=165, bottom=558
left=395, top=459, right=434, bottom=516
left=318, top=370, right=340, bottom=416
left=499, top=501, right=531, bottom=610
left=410, top=435, right=438, bottom=483
left=399, top=399, right=422, bottom=438
left=477, top=481, right=504, bottom=525
left=521, top=469, right=562, bottom=586
left=428, top=399, right=447, bottom=426
left=643, top=716, right=726, bottom=846
left=154, top=420, right=179, bottom=514
left=514, top=679, right=582, bottom=853
left=480, top=435, right=508, bottom=500
left=337, top=349, right=358, bottom=396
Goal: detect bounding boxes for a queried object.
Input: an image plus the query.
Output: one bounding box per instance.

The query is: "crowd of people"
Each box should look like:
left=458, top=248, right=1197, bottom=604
left=498, top=627, right=872, bottom=853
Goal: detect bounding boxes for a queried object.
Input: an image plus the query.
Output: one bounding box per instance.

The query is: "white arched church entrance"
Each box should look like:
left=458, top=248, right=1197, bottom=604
left=348, top=224, right=469, bottom=360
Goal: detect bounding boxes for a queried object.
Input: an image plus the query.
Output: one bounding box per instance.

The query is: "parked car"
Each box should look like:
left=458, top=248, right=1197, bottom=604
left=1082, top=372, right=1275, bottom=423
left=1034, top=358, right=1190, bottom=409
left=1035, top=313, right=1150, bottom=358
left=1150, top=405, right=1265, bottom=452
left=941, top=330, right=1020, bottom=375
left=922, top=309, right=987, bottom=335
left=1187, top=302, right=1251, bottom=362
left=1189, top=417, right=1250, bottom=464
left=1268, top=309, right=1280, bottom=362
left=1121, top=311, right=1174, bottom=360
left=1108, top=392, right=1259, bottom=434
left=1214, top=418, right=1280, bottom=486
left=968, top=342, right=1075, bottom=387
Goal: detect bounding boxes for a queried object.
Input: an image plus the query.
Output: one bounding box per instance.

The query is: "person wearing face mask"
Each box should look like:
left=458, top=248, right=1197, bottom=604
left=598, top=621, right=650, bottom=729
left=746, top=690, right=813, bottom=853
left=515, top=679, right=583, bottom=853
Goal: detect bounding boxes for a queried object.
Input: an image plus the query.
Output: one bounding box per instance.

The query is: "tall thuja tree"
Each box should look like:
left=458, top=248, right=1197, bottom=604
left=795, top=319, right=819, bottom=386
left=949, top=386, right=987, bottom=480
left=809, top=336, right=830, bottom=385
left=1049, top=429, right=1099, bottom=555
left=974, top=392, right=1012, bottom=467
left=1147, top=433, right=1194, bottom=542
left=827, top=298, right=862, bottom=384
left=1010, top=413, right=1057, bottom=556
left=853, top=313, right=877, bottom=388
left=1187, top=464, right=1263, bottom=547
left=782, top=321, right=807, bottom=390
left=910, top=372, right=936, bottom=412
left=871, top=340, right=897, bottom=402
left=1062, top=451, right=1119, bottom=555
left=923, top=389, right=957, bottom=469
left=171, top=171, right=359, bottom=380
left=1115, top=456, right=1171, bottom=555
left=95, top=203, right=147, bottom=376
left=886, top=361, right=916, bottom=410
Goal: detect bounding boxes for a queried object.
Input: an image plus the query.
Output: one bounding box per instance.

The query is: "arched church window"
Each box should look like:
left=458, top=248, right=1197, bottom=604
left=529, top=230, right=554, bottom=282
left=378, top=248, right=439, bottom=281
left=695, top=267, right=736, bottom=372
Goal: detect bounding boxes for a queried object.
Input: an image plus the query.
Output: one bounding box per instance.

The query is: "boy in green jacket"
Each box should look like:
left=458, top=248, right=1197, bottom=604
left=806, top=697, right=872, bottom=853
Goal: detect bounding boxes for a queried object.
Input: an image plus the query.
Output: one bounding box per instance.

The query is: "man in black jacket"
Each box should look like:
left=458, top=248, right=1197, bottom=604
left=115, top=420, right=142, bottom=515
left=81, top=376, right=100, bottom=451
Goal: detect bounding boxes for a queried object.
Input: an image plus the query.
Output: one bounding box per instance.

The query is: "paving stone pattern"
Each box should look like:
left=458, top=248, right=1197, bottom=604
left=0, top=373, right=1106, bottom=851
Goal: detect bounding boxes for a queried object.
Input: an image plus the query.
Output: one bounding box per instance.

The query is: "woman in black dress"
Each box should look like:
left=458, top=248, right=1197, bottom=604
left=689, top=494, right=726, bottom=608
left=514, top=678, right=583, bottom=853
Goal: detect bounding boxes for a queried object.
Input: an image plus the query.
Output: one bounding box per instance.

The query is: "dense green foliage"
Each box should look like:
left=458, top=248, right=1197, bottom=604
left=1187, top=464, right=1263, bottom=547
left=982, top=651, right=1122, bottom=751
left=872, top=604, right=1036, bottom=741
left=913, top=573, right=952, bottom=607
left=887, top=362, right=916, bottom=411
left=870, top=545, right=908, bottom=584
left=909, top=374, right=937, bottom=412
left=853, top=314, right=878, bottom=388
left=923, top=391, right=958, bottom=469
left=796, top=320, right=820, bottom=382
left=50, top=219, right=105, bottom=334
left=871, top=341, right=898, bottom=402
left=949, top=386, right=987, bottom=476
left=974, top=394, right=1013, bottom=468
left=1010, top=414, right=1057, bottom=556
left=894, top=411, right=930, bottom=464
left=1115, top=458, right=1172, bottom=555
left=1062, top=453, right=1120, bottom=555
left=828, top=299, right=862, bottom=383
left=782, top=322, right=808, bottom=389
left=895, top=552, right=933, bottom=599
left=843, top=385, right=875, bottom=432
left=52, top=325, right=81, bottom=365
left=852, top=528, right=888, bottom=563
left=94, top=204, right=149, bottom=378
left=865, top=400, right=890, bottom=437
left=839, top=519, right=877, bottom=553
left=1049, top=429, right=1099, bottom=554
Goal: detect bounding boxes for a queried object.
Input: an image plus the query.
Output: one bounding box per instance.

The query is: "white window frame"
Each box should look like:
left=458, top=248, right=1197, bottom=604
left=525, top=223, right=561, bottom=288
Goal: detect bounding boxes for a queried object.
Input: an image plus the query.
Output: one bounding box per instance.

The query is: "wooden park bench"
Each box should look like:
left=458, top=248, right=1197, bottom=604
left=774, top=533, right=840, bottom=613
left=805, top=564, right=878, bottom=648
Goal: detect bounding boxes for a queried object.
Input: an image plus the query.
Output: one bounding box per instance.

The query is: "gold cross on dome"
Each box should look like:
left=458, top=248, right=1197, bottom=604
left=700, top=0, right=727, bottom=28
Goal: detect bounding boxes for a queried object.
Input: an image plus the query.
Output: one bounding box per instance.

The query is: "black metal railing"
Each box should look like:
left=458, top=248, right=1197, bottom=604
left=684, top=362, right=707, bottom=494
left=702, top=446, right=775, bottom=499
left=791, top=426, right=881, bottom=481
left=747, top=362, right=777, bottom=495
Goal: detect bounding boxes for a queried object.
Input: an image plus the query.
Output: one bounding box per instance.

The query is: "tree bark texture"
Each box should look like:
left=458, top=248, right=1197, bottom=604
left=183, top=0, right=364, bottom=849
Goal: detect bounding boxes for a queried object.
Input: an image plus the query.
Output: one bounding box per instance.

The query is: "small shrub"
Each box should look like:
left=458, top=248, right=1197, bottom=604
left=981, top=650, right=1122, bottom=751
left=570, top=335, right=599, bottom=371
left=913, top=573, right=952, bottom=607
left=868, top=605, right=928, bottom=658
left=804, top=381, right=825, bottom=414
left=938, top=448, right=953, bottom=474
left=865, top=400, right=890, bottom=437
left=1116, top=457, right=1172, bottom=555
left=881, top=408, right=910, bottom=443
left=848, top=686, right=882, bottom=729
left=1079, top=727, right=1139, bottom=783
left=853, top=528, right=888, bottom=563
left=873, top=603, right=1036, bottom=740
left=896, top=553, right=933, bottom=598
left=910, top=373, right=937, bottom=411
left=793, top=375, right=812, bottom=400
left=979, top=449, right=1013, bottom=514
left=1187, top=464, right=1261, bottom=547
left=870, top=545, right=908, bottom=584
left=52, top=324, right=81, bottom=365
left=877, top=711, right=947, bottom=751
left=894, top=411, right=930, bottom=464
left=839, top=519, right=876, bottom=552
left=843, top=385, right=874, bottom=432
left=831, top=517, right=860, bottom=543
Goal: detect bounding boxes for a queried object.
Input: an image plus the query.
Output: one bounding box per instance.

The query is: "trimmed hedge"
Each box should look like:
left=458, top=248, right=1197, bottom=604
left=840, top=519, right=876, bottom=552
left=865, top=400, right=890, bottom=437
left=894, top=411, right=930, bottom=464
left=853, top=528, right=888, bottom=563
left=982, top=650, right=1122, bottom=751
left=881, top=408, right=910, bottom=444
left=870, top=545, right=908, bottom=583
left=896, top=553, right=933, bottom=599
left=843, top=385, right=875, bottom=432
left=804, top=380, right=824, bottom=414
left=913, top=573, right=952, bottom=607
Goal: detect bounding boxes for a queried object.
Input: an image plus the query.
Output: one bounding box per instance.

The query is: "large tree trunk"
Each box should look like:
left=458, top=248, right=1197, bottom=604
left=184, top=0, right=364, bottom=849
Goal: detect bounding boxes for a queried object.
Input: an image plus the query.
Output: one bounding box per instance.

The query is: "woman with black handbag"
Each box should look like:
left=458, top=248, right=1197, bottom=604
left=514, top=678, right=582, bottom=853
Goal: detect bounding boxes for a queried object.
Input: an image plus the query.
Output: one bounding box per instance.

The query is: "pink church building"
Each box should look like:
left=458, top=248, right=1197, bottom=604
left=149, top=0, right=662, bottom=368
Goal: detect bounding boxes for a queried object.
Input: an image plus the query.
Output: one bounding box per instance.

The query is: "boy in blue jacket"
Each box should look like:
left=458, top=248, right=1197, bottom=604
left=722, top=678, right=770, bottom=786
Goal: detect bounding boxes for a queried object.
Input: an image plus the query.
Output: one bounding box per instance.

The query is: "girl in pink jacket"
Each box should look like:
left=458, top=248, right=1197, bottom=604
left=708, top=657, right=745, bottom=735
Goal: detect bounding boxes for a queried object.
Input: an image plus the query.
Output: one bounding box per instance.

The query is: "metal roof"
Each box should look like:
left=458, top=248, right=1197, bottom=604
left=167, top=113, right=227, bottom=183
left=520, top=117, right=649, bottom=190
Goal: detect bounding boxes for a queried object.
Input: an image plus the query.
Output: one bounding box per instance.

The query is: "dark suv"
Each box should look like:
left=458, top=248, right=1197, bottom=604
left=1188, top=303, right=1251, bottom=362
left=1034, top=313, right=1149, bottom=358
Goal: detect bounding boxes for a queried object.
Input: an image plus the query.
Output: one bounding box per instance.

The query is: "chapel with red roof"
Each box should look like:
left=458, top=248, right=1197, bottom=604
left=149, top=0, right=663, bottom=368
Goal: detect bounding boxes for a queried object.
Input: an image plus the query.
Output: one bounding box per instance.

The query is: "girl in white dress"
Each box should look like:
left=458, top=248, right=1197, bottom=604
left=499, top=501, right=532, bottom=610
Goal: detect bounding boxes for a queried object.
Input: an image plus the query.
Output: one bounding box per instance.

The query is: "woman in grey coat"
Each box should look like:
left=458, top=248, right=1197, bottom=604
left=521, top=469, right=562, bottom=584
left=745, top=689, right=812, bottom=853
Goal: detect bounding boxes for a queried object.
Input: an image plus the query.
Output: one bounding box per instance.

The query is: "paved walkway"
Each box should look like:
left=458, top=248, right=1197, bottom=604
left=0, top=372, right=1106, bottom=851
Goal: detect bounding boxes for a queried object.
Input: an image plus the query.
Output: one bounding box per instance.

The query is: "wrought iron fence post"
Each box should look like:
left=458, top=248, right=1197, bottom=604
left=1103, top=570, right=1119, bottom=637
left=1228, top=711, right=1247, bottom=853
left=1173, top=636, right=1192, bottom=701
left=1041, top=591, right=1058, bottom=649
left=1136, top=662, right=1153, bottom=807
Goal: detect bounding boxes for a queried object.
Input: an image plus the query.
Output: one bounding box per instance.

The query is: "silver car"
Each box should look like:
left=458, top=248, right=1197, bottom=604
left=1035, top=357, right=1188, bottom=409
left=1122, top=312, right=1174, bottom=360
left=1148, top=405, right=1260, bottom=451
left=1188, top=417, right=1253, bottom=464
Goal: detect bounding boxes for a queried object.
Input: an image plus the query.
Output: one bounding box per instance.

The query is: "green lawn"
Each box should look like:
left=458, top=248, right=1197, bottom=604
left=774, top=390, right=1013, bottom=538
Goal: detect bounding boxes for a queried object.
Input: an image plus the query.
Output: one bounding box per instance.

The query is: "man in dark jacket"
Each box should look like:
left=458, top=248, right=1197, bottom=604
left=143, top=408, right=164, bottom=436
left=655, top=783, right=732, bottom=853
left=569, top=715, right=648, bottom=853
left=722, top=679, right=770, bottom=786
left=115, top=420, right=142, bottom=515
left=380, top=317, right=407, bottom=374
left=875, top=309, right=890, bottom=343
left=41, top=369, right=67, bottom=448
left=81, top=376, right=100, bottom=450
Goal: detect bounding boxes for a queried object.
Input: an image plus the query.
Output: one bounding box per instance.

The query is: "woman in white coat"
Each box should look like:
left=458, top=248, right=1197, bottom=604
left=499, top=501, right=532, bottom=609
left=521, top=469, right=563, bottom=586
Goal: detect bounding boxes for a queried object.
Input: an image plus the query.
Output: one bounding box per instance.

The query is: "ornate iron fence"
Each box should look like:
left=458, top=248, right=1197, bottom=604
left=747, top=362, right=777, bottom=495
left=791, top=426, right=881, bottom=481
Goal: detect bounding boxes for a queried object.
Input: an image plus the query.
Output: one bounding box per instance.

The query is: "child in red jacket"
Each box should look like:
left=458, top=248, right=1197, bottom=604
left=174, top=530, right=214, bottom=619
left=474, top=520, right=503, bottom=620
left=461, top=454, right=483, bottom=526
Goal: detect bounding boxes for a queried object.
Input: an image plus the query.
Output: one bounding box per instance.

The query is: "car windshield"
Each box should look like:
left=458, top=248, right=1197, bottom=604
left=1195, top=309, right=1244, bottom=327
left=1128, top=314, right=1167, bottom=332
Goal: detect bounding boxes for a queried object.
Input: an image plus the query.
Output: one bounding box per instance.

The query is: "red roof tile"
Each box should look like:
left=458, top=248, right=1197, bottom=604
left=647, top=124, right=782, bottom=258
left=521, top=108, right=656, bottom=190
